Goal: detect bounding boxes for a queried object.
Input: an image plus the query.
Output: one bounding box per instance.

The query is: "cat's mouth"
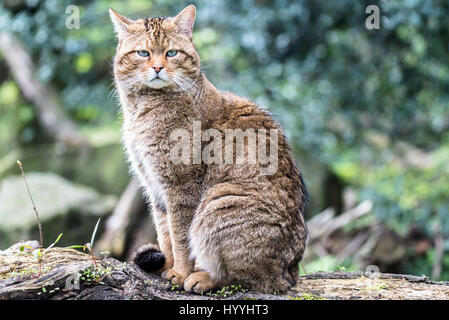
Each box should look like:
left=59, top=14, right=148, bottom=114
left=147, top=76, right=169, bottom=89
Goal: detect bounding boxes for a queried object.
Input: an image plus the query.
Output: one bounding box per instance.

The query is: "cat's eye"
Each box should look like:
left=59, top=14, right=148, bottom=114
left=166, top=50, right=178, bottom=57
left=137, top=50, right=150, bottom=57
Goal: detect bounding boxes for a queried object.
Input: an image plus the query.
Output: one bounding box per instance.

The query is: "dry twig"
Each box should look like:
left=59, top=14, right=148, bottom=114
left=16, top=160, right=43, bottom=248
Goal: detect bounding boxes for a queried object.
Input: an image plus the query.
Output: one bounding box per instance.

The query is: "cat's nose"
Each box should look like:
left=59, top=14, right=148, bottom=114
left=153, top=65, right=164, bottom=73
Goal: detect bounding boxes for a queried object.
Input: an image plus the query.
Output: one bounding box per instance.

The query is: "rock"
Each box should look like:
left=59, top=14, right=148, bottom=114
left=0, top=172, right=117, bottom=249
left=0, top=142, right=130, bottom=196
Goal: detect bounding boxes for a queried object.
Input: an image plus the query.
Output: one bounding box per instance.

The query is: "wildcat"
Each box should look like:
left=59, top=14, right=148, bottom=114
left=110, top=5, right=308, bottom=294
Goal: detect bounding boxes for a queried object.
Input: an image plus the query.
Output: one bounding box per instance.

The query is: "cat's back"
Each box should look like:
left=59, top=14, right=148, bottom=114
left=211, top=90, right=280, bottom=131
left=207, top=90, right=307, bottom=210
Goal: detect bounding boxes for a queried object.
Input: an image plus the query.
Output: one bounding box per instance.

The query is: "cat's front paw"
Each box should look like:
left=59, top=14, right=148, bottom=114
left=184, top=271, right=217, bottom=294
left=161, top=268, right=188, bottom=286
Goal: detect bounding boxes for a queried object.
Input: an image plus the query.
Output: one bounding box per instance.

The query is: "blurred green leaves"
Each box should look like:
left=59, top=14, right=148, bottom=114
left=0, top=81, right=19, bottom=105
left=75, top=53, right=93, bottom=74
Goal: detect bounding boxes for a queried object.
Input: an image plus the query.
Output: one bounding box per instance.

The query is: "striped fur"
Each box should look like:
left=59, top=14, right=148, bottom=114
left=110, top=5, right=308, bottom=294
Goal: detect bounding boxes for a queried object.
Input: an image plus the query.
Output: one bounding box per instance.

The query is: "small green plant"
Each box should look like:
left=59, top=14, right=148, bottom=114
left=206, top=284, right=248, bottom=297
left=19, top=233, right=63, bottom=278
left=336, top=265, right=346, bottom=272
left=17, top=160, right=43, bottom=248
left=288, top=293, right=326, bottom=300
left=6, top=266, right=51, bottom=279
left=79, top=265, right=112, bottom=284
left=67, top=218, right=101, bottom=268
left=15, top=160, right=65, bottom=279
left=170, top=283, right=180, bottom=291
left=14, top=160, right=105, bottom=280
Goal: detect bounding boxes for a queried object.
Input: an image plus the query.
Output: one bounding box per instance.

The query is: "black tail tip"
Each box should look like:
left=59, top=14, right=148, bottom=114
left=133, top=243, right=165, bottom=273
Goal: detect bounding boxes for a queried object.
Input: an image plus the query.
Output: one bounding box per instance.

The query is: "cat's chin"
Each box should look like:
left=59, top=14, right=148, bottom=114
left=146, top=79, right=170, bottom=89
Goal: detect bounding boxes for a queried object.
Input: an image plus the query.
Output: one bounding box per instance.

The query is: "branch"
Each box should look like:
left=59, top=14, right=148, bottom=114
left=96, top=179, right=146, bottom=257
left=1, top=243, right=448, bottom=300
left=432, top=228, right=444, bottom=279
left=0, top=31, right=87, bottom=147
left=307, top=200, right=373, bottom=241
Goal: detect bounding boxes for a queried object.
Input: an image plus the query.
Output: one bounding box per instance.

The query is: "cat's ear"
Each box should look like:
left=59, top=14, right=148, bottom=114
left=109, top=8, right=134, bottom=37
left=174, top=5, right=196, bottom=39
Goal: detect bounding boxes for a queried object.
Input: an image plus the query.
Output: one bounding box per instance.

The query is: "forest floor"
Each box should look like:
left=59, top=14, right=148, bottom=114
left=1, top=245, right=448, bottom=300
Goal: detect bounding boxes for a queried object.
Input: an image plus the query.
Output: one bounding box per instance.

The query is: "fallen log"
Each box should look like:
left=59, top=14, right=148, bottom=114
left=1, top=242, right=448, bottom=300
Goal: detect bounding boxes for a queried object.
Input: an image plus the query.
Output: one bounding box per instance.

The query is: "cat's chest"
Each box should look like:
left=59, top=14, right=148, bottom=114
left=123, top=122, right=171, bottom=204
left=122, top=100, right=203, bottom=200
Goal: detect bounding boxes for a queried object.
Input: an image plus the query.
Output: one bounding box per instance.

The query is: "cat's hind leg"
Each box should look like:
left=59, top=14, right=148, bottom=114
left=187, top=188, right=305, bottom=294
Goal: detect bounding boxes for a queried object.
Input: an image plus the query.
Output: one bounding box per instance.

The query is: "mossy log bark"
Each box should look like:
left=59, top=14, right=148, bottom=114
left=0, top=246, right=448, bottom=300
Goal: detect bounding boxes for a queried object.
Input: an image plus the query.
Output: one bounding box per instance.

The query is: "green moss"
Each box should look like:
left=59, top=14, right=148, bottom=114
left=288, top=293, right=326, bottom=300
left=205, top=284, right=248, bottom=297
left=79, top=266, right=112, bottom=283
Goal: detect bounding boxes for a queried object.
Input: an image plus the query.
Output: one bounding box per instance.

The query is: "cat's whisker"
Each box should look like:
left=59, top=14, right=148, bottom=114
left=169, top=74, right=198, bottom=96
left=108, top=86, right=119, bottom=101
left=200, top=64, right=212, bottom=71
left=107, top=81, right=118, bottom=101
left=169, top=74, right=197, bottom=97
left=117, top=72, right=201, bottom=100
left=169, top=77, right=184, bottom=92
left=118, top=75, right=145, bottom=91
left=176, top=80, right=195, bottom=95
left=175, top=80, right=195, bottom=96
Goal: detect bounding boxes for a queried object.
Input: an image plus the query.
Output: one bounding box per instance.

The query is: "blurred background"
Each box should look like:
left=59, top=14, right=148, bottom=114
left=0, top=0, right=448, bottom=280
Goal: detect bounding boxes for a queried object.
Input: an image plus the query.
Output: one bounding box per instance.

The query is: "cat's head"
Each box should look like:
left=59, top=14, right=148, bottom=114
left=110, top=5, right=200, bottom=93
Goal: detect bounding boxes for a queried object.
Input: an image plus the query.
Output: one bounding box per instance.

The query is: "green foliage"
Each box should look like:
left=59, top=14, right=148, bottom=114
left=403, top=248, right=449, bottom=281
